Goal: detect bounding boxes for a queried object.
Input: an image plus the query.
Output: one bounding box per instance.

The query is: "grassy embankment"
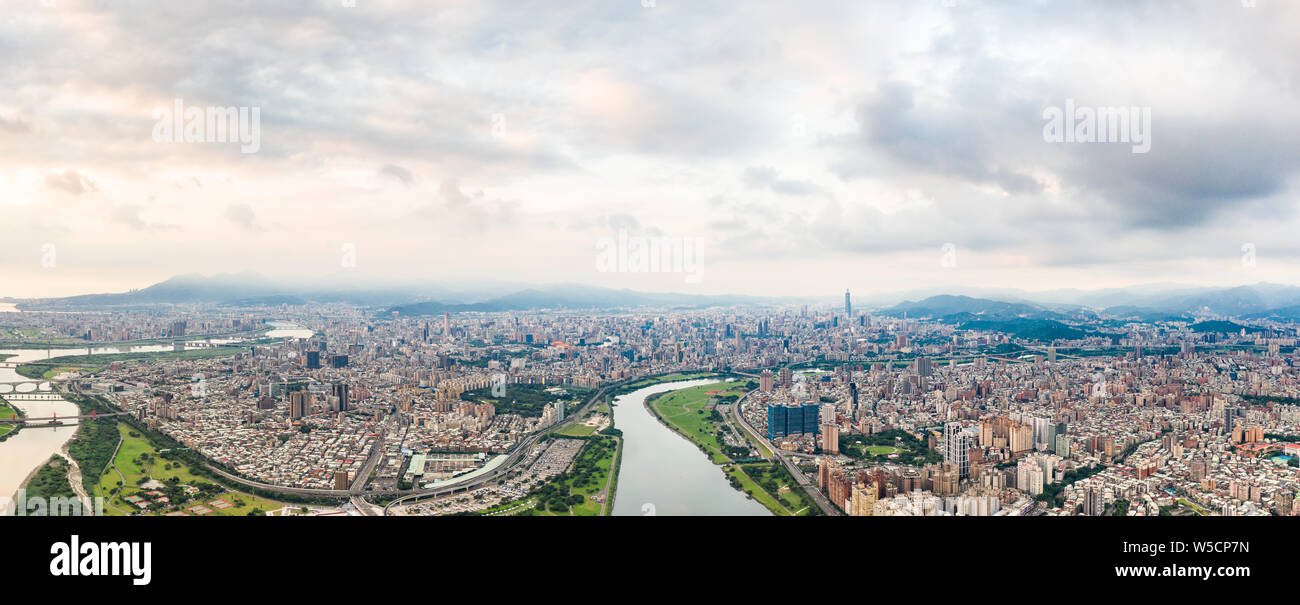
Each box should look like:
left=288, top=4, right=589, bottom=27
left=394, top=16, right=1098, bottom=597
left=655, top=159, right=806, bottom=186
left=23, top=456, right=78, bottom=502
left=0, top=398, right=20, bottom=439
left=16, top=346, right=248, bottom=379
left=646, top=380, right=815, bottom=516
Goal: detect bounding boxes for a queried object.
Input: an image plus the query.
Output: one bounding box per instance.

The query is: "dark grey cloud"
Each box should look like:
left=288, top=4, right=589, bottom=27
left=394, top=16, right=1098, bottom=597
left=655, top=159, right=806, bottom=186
left=826, top=1, right=1300, bottom=240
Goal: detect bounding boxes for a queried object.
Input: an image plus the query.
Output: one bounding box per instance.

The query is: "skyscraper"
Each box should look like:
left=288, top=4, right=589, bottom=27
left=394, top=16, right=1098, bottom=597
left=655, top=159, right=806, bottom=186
left=1084, top=486, right=1104, bottom=516
left=821, top=423, right=840, bottom=454
left=944, top=422, right=972, bottom=478
left=767, top=402, right=821, bottom=439
left=332, top=383, right=350, bottom=412
left=844, top=289, right=852, bottom=321
left=288, top=391, right=312, bottom=420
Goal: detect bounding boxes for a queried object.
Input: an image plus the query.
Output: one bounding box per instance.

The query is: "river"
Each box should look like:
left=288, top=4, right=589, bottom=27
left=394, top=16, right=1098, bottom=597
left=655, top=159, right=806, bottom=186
left=611, top=378, right=770, bottom=516
left=0, top=348, right=83, bottom=506
left=0, top=320, right=312, bottom=508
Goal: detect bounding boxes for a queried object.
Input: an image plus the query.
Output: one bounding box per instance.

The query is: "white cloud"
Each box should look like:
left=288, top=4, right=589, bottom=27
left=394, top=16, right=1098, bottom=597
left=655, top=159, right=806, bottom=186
left=3, top=1, right=1300, bottom=297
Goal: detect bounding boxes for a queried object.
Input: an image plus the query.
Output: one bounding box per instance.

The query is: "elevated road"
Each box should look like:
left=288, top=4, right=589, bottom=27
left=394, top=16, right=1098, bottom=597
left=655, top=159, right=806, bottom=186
left=198, top=380, right=620, bottom=509
left=351, top=427, right=386, bottom=493
left=727, top=389, right=842, bottom=516
left=382, top=380, right=620, bottom=515
left=204, top=464, right=352, bottom=498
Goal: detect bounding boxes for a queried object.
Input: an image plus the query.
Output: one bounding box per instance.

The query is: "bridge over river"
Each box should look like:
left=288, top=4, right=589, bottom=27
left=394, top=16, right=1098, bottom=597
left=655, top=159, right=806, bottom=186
left=0, top=410, right=128, bottom=427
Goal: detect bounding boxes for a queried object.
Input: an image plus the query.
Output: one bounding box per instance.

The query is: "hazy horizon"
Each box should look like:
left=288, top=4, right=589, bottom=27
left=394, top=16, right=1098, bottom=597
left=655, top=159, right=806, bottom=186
left=8, top=269, right=1300, bottom=308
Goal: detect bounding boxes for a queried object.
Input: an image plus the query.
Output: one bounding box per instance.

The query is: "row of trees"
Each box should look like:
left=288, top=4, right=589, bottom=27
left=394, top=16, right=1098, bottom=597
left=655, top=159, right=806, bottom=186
left=67, top=418, right=120, bottom=494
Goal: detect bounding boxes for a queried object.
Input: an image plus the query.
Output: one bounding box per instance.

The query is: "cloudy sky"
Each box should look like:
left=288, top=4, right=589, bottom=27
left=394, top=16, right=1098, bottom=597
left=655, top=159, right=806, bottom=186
left=3, top=0, right=1299, bottom=298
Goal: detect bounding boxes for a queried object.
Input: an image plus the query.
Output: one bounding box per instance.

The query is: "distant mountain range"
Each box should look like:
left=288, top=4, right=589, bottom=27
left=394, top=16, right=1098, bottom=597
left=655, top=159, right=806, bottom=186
left=21, top=273, right=439, bottom=309
left=382, top=285, right=778, bottom=315
left=876, top=284, right=1300, bottom=323
left=878, top=295, right=1079, bottom=322
left=17, top=274, right=1300, bottom=323
left=871, top=291, right=1298, bottom=340
left=875, top=295, right=1095, bottom=340
left=16, top=273, right=783, bottom=313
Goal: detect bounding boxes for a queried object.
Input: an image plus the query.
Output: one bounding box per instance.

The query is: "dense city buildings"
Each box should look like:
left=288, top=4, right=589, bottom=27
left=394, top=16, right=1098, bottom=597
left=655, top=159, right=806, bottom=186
left=5, top=294, right=1300, bottom=518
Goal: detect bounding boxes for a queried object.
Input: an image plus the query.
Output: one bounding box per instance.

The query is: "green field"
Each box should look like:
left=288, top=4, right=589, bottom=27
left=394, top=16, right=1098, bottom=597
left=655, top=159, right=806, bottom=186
left=554, top=422, right=597, bottom=437
left=0, top=327, right=271, bottom=350
left=647, top=382, right=746, bottom=464
left=0, top=328, right=86, bottom=347
left=568, top=436, right=620, bottom=515
left=725, top=464, right=789, bottom=514
left=724, top=463, right=815, bottom=516
left=95, top=423, right=287, bottom=516
left=18, top=365, right=92, bottom=380
left=618, top=372, right=717, bottom=392
left=459, top=383, right=592, bottom=418
left=645, top=380, right=813, bottom=516
left=1175, top=498, right=1210, bottom=516
left=838, top=430, right=942, bottom=465
left=16, top=346, right=247, bottom=379
left=0, top=401, right=16, bottom=437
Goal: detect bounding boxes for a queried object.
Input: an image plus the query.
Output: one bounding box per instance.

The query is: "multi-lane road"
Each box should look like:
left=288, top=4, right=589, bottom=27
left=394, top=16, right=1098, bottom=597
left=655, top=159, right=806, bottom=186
left=381, top=381, right=617, bottom=515
left=726, top=387, right=841, bottom=516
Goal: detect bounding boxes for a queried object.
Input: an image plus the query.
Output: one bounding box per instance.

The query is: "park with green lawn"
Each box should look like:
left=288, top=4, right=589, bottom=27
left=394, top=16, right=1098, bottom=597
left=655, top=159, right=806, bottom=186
left=838, top=430, right=942, bottom=465
left=554, top=422, right=597, bottom=437
left=617, top=371, right=717, bottom=391
left=458, top=382, right=592, bottom=418
left=725, top=462, right=816, bottom=516
left=645, top=382, right=744, bottom=464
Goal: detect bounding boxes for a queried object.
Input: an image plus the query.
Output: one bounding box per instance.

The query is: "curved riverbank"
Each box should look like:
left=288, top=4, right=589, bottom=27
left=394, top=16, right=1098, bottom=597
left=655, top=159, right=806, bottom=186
left=610, top=378, right=768, bottom=516
left=643, top=387, right=732, bottom=463
left=643, top=380, right=819, bottom=516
